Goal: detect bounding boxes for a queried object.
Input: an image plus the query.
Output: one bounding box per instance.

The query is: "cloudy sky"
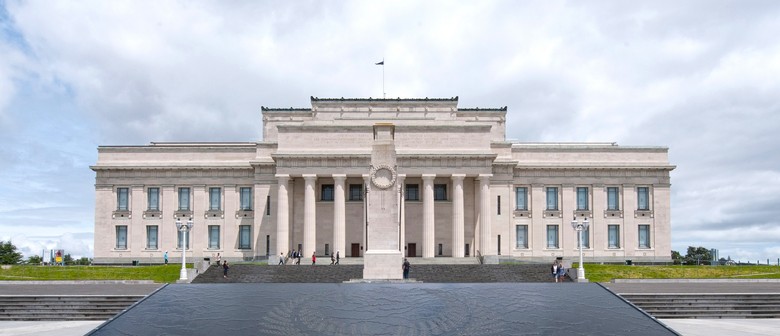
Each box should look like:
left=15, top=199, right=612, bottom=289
left=1, top=0, right=779, bottom=262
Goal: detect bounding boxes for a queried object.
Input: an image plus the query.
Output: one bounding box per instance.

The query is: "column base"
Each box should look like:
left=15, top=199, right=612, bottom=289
left=363, top=250, right=403, bottom=280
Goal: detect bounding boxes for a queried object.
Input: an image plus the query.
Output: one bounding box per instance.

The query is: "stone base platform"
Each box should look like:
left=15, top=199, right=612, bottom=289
left=87, top=283, right=678, bottom=335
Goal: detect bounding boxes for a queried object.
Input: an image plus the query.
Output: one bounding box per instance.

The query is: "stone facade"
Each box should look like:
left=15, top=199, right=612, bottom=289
left=91, top=97, right=675, bottom=264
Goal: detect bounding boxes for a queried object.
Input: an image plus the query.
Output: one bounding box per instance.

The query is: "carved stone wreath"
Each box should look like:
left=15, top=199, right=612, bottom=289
left=370, top=165, right=396, bottom=189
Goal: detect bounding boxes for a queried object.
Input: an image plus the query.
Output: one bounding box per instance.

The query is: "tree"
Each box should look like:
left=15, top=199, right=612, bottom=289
left=75, top=257, right=92, bottom=265
left=0, top=241, right=23, bottom=265
left=27, top=255, right=43, bottom=265
left=63, top=254, right=74, bottom=265
left=684, top=246, right=713, bottom=265
left=671, top=250, right=682, bottom=265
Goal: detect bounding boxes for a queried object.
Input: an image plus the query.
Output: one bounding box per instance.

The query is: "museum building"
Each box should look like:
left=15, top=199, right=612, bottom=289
left=91, top=97, right=674, bottom=264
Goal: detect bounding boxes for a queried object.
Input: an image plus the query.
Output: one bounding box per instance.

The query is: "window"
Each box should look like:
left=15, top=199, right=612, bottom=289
left=434, top=184, right=447, bottom=201
left=516, top=225, right=528, bottom=248
left=146, top=225, right=158, bottom=249
left=178, top=187, right=190, bottom=211
left=325, top=243, right=330, bottom=256
left=438, top=244, right=443, bottom=256
left=177, top=230, right=190, bottom=249
left=639, top=225, right=650, bottom=248
left=515, top=187, right=528, bottom=210
left=406, top=184, right=419, bottom=201
left=465, top=243, right=470, bottom=256
left=608, top=225, right=620, bottom=248
left=497, top=235, right=501, bottom=255
left=577, top=187, right=589, bottom=210
left=239, top=225, right=251, bottom=249
left=349, top=184, right=363, bottom=201
left=546, top=225, right=559, bottom=248
left=321, top=184, right=334, bottom=201
left=579, top=227, right=590, bottom=249
left=208, top=225, right=220, bottom=249
left=266, top=195, right=271, bottom=215
left=116, top=226, right=127, bottom=249
left=240, top=187, right=252, bottom=210
left=497, top=196, right=501, bottom=215
left=607, top=187, right=620, bottom=210
left=637, top=187, right=650, bottom=210
left=209, top=188, right=221, bottom=211
left=117, top=188, right=129, bottom=211
left=546, top=187, right=558, bottom=210
left=147, top=188, right=159, bottom=211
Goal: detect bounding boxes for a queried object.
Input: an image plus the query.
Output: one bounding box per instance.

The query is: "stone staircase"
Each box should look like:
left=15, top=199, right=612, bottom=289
left=620, top=293, right=780, bottom=319
left=0, top=295, right=144, bottom=321
left=192, top=263, right=560, bottom=283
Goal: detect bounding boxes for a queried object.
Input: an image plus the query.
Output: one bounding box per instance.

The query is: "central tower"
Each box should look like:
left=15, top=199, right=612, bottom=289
left=363, top=123, right=403, bottom=279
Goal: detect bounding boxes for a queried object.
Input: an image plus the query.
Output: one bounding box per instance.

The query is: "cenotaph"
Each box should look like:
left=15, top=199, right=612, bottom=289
left=363, top=123, right=403, bottom=279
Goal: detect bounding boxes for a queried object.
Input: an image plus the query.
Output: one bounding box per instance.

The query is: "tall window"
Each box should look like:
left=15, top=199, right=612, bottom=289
left=579, top=227, right=590, bottom=249
left=608, top=225, right=620, bottom=248
left=266, top=195, right=271, bottom=215
left=146, top=225, right=158, bottom=249
left=638, top=225, right=650, bottom=248
left=434, top=184, right=447, bottom=201
left=321, top=184, right=334, bottom=201
left=546, top=187, right=558, bottom=210
left=577, top=187, right=589, bottom=210
left=208, top=225, right=220, bottom=249
left=546, top=225, right=559, bottom=248
left=607, top=187, right=619, bottom=210
left=349, top=184, right=363, bottom=201
left=178, top=187, right=190, bottom=211
left=209, top=187, right=221, bottom=211
left=239, top=225, right=251, bottom=249
left=117, top=188, right=129, bottom=211
left=637, top=187, right=650, bottom=210
left=406, top=184, right=419, bottom=201
left=147, top=187, right=159, bottom=211
left=515, top=187, right=528, bottom=210
left=116, top=226, right=127, bottom=249
left=516, top=225, right=528, bottom=249
left=240, top=187, right=252, bottom=210
left=177, top=230, right=190, bottom=249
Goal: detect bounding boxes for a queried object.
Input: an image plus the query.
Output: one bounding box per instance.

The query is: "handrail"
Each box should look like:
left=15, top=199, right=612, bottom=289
left=476, top=250, right=484, bottom=264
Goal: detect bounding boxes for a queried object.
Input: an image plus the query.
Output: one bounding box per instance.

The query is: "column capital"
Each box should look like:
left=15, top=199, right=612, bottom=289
left=451, top=174, right=466, bottom=181
left=332, top=174, right=347, bottom=182
left=275, top=174, right=290, bottom=182
left=477, top=174, right=492, bottom=181
left=302, top=174, right=318, bottom=182
left=421, top=174, right=436, bottom=181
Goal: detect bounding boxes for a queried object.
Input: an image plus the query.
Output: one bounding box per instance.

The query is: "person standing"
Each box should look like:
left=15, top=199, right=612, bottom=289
left=278, top=252, right=285, bottom=265
left=335, top=251, right=340, bottom=265
left=551, top=260, right=559, bottom=282
left=215, top=253, right=221, bottom=266
left=557, top=261, right=567, bottom=282
left=330, top=253, right=335, bottom=265
left=163, top=251, right=168, bottom=265
left=312, top=252, right=316, bottom=265
left=222, top=260, right=229, bottom=279
left=402, top=258, right=411, bottom=279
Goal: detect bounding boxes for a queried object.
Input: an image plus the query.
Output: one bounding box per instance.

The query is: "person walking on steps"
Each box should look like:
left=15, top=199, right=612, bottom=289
left=551, top=260, right=559, bottom=282
left=312, top=252, right=316, bottom=265
left=278, top=252, right=285, bottom=265
left=164, top=251, right=168, bottom=265
left=222, top=260, right=230, bottom=279
left=336, top=251, right=340, bottom=265
left=402, top=258, right=411, bottom=279
left=330, top=253, right=335, bottom=265
left=557, top=261, right=567, bottom=282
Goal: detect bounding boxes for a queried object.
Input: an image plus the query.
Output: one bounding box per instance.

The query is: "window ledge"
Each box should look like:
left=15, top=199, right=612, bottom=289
left=112, top=210, right=131, bottom=219
left=573, top=210, right=592, bottom=218
left=634, top=210, right=654, bottom=218
left=543, top=210, right=562, bottom=218
left=604, top=210, right=623, bottom=218
left=513, top=210, right=531, bottom=218
left=205, top=210, right=224, bottom=219
left=174, top=210, right=193, bottom=219
left=143, top=211, right=162, bottom=219
left=235, top=210, right=254, bottom=218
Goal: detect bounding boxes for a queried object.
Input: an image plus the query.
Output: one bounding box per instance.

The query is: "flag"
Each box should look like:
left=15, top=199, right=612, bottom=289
left=375, top=60, right=384, bottom=65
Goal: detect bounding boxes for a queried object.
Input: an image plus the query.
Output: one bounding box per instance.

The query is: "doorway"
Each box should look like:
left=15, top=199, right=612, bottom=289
left=351, top=243, right=360, bottom=257
left=407, top=243, right=417, bottom=257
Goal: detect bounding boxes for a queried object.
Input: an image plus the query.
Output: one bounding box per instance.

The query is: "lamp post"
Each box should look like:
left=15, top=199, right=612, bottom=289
left=570, top=216, right=589, bottom=282
left=175, top=217, right=194, bottom=280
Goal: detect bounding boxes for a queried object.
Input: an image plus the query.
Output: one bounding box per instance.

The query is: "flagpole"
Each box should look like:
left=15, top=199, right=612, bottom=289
left=382, top=58, right=385, bottom=99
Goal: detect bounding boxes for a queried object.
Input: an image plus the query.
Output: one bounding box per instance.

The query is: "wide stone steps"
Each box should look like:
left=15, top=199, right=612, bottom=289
left=0, top=295, right=143, bottom=321
left=192, top=263, right=561, bottom=283
left=620, top=294, right=780, bottom=319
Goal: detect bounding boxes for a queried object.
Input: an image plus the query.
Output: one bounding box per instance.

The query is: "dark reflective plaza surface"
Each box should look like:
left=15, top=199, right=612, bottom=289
left=88, top=283, right=678, bottom=336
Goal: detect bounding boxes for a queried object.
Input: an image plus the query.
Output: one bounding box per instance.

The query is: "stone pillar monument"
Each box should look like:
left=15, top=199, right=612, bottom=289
left=363, top=123, right=403, bottom=279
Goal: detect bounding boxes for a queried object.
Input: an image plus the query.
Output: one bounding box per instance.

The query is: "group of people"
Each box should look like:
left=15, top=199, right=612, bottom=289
left=551, top=260, right=567, bottom=282
left=277, top=250, right=340, bottom=265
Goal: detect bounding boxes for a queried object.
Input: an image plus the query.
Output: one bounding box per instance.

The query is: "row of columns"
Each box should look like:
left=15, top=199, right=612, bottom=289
left=275, top=173, right=492, bottom=258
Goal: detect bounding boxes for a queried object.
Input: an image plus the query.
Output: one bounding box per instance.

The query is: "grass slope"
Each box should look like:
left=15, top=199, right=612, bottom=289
left=580, top=264, right=780, bottom=283
left=0, top=265, right=185, bottom=283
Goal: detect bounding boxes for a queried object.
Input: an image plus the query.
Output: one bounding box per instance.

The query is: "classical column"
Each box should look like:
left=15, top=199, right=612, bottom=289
left=332, top=174, right=346, bottom=259
left=362, top=174, right=370, bottom=255
left=397, top=174, right=406, bottom=254
left=451, top=174, right=465, bottom=258
left=275, top=174, right=290, bottom=261
left=478, top=174, right=492, bottom=256
left=303, top=174, right=317, bottom=257
left=422, top=174, right=436, bottom=258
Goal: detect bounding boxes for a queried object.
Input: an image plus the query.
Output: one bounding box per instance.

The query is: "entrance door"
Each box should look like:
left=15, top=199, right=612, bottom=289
left=407, top=243, right=417, bottom=257
left=351, top=243, right=360, bottom=257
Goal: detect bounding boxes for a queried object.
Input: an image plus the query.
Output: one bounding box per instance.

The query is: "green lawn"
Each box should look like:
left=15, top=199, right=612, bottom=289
left=577, top=264, right=780, bottom=283
left=0, top=265, right=185, bottom=283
